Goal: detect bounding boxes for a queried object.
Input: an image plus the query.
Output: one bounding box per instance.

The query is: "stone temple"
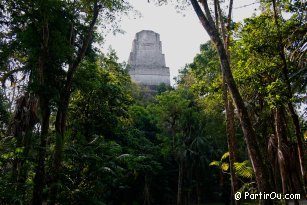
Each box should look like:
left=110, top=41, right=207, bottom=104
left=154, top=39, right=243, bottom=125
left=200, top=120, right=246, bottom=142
left=128, top=30, right=170, bottom=88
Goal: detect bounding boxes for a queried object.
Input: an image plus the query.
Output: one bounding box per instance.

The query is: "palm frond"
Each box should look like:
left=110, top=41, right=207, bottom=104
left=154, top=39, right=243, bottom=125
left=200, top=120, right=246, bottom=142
left=237, top=182, right=257, bottom=194
left=117, top=154, right=131, bottom=159
left=234, top=160, right=254, bottom=179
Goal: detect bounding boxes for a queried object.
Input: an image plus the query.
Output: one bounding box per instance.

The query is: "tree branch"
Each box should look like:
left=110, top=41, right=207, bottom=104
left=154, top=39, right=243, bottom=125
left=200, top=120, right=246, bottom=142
left=199, top=0, right=216, bottom=29
left=225, top=0, right=233, bottom=50
left=66, top=1, right=100, bottom=92
left=214, top=0, right=219, bottom=27
left=217, top=1, right=226, bottom=44
left=190, top=0, right=219, bottom=40
left=227, top=0, right=233, bottom=31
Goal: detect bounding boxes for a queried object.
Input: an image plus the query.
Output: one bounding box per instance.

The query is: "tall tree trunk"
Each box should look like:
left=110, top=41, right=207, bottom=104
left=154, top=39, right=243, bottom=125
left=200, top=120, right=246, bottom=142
left=49, top=92, right=69, bottom=204
left=268, top=132, right=282, bottom=194
left=17, top=131, right=32, bottom=201
left=11, top=94, right=37, bottom=196
left=274, top=107, right=289, bottom=196
left=32, top=17, right=50, bottom=205
left=225, top=93, right=239, bottom=205
left=274, top=107, right=304, bottom=205
left=49, top=2, right=100, bottom=203
left=177, top=162, right=183, bottom=205
left=223, top=77, right=239, bottom=205
left=143, top=175, right=151, bottom=205
left=217, top=0, right=239, bottom=202
left=14, top=130, right=33, bottom=201
left=32, top=97, right=50, bottom=205
left=288, top=103, right=305, bottom=184
left=190, top=1, right=273, bottom=204
left=196, top=182, right=201, bottom=205
left=271, top=0, right=305, bottom=185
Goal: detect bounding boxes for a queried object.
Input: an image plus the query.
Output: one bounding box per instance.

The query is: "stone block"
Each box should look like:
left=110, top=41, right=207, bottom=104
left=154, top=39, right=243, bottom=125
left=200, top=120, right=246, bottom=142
left=128, top=30, right=170, bottom=86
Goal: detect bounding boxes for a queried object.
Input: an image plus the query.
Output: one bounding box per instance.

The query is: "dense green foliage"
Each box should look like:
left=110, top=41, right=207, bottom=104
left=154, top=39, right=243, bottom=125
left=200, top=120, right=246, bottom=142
left=0, top=0, right=306, bottom=204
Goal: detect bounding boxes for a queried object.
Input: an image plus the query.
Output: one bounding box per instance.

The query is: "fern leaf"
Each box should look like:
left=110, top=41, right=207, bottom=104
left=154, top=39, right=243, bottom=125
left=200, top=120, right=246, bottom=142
left=234, top=160, right=254, bottom=179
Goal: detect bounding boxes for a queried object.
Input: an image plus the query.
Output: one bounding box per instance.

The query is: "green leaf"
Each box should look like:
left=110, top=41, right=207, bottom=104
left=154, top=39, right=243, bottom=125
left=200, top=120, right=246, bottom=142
left=209, top=161, right=220, bottom=167
left=15, top=147, right=24, bottom=154
left=221, top=152, right=230, bottom=160
left=221, top=162, right=229, bottom=172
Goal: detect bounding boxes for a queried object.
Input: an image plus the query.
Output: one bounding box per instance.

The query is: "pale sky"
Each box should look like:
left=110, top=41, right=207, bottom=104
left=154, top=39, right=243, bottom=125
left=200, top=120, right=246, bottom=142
left=102, top=0, right=260, bottom=84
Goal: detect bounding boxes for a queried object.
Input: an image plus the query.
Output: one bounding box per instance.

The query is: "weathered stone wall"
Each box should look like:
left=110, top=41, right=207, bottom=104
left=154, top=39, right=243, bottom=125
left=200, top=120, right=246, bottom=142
left=128, top=30, right=170, bottom=86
